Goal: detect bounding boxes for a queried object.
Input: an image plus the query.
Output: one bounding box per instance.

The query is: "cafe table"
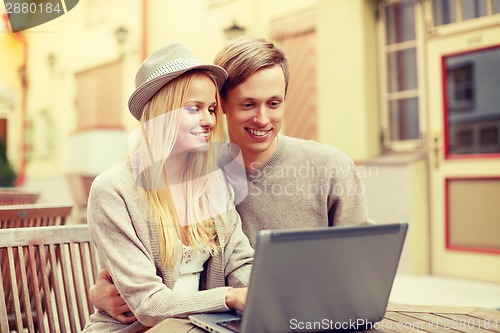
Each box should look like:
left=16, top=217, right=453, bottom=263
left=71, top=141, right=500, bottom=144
left=148, top=303, right=500, bottom=332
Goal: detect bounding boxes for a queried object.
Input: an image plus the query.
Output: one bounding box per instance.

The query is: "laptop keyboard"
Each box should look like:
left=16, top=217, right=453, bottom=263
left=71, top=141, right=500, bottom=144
left=217, top=319, right=242, bottom=333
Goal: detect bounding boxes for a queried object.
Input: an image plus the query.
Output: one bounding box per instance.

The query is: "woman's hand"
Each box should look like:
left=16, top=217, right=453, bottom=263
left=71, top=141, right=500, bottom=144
left=225, top=287, right=248, bottom=312
left=89, top=267, right=137, bottom=324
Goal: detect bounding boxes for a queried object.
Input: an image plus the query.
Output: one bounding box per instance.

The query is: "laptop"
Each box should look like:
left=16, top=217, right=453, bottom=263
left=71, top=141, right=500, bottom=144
left=189, top=223, right=408, bottom=333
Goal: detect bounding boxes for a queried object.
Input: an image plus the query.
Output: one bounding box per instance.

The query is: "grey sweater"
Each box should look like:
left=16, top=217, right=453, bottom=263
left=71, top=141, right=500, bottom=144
left=83, top=162, right=254, bottom=333
left=221, top=135, right=373, bottom=248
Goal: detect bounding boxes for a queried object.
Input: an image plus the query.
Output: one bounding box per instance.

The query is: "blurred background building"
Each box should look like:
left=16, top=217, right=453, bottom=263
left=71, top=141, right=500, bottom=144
left=0, top=0, right=499, bottom=284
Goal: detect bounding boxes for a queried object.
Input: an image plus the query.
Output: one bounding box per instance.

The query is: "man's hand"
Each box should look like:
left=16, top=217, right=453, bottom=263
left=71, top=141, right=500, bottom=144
left=89, top=267, right=137, bottom=324
left=225, top=287, right=248, bottom=312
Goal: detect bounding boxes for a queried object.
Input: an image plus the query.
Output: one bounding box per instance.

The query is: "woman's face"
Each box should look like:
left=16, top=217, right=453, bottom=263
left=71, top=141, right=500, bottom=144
left=174, top=73, right=218, bottom=154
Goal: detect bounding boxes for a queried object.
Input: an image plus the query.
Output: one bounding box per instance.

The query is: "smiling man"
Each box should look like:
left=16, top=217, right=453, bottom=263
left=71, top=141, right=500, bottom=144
left=89, top=36, right=372, bottom=327
left=214, top=36, right=372, bottom=247
left=223, top=64, right=284, bottom=167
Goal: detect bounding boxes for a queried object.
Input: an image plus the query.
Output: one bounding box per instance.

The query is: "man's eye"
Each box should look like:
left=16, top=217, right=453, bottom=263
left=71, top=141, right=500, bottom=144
left=241, top=103, right=254, bottom=109
left=269, top=101, right=281, bottom=108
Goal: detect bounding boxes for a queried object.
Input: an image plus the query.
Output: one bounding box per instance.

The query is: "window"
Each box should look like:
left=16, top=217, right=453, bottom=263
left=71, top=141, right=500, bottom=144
left=447, top=62, right=474, bottom=112
left=378, top=0, right=423, bottom=149
left=457, top=129, right=473, bottom=147
left=432, top=0, right=458, bottom=25
left=432, top=0, right=500, bottom=28
left=444, top=46, right=500, bottom=156
left=480, top=127, right=498, bottom=146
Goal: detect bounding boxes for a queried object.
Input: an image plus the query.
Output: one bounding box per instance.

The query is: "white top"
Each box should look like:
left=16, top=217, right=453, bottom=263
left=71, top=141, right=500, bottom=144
left=172, top=244, right=211, bottom=292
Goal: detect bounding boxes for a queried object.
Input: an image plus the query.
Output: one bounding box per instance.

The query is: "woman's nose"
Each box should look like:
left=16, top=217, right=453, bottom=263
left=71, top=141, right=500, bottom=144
left=199, top=109, right=215, bottom=128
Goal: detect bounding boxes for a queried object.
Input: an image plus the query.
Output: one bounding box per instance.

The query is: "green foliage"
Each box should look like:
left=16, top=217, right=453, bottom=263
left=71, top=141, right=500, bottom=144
left=0, top=139, right=16, bottom=187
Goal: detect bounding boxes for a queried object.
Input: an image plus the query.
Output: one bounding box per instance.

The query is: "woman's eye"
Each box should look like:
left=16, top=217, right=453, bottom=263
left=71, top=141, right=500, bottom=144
left=186, top=106, right=199, bottom=113
left=209, top=107, right=216, bottom=113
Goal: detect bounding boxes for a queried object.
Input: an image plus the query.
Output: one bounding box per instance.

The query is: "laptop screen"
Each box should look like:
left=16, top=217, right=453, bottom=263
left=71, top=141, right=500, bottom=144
left=240, top=223, right=408, bottom=332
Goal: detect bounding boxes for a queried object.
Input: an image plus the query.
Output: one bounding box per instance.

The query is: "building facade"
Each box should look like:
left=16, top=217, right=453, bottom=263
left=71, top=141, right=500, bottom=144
left=1, top=0, right=499, bottom=282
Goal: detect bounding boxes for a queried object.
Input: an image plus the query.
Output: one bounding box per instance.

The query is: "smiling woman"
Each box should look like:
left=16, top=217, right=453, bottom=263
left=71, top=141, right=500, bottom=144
left=82, top=43, right=254, bottom=332
left=172, top=73, right=218, bottom=155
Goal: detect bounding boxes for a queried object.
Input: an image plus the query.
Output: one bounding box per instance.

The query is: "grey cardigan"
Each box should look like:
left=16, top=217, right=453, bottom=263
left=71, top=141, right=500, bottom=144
left=83, top=161, right=254, bottom=333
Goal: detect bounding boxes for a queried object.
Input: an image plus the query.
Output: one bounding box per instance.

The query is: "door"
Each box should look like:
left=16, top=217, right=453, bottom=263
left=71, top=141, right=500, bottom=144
left=271, top=9, right=317, bottom=140
left=427, top=25, right=500, bottom=283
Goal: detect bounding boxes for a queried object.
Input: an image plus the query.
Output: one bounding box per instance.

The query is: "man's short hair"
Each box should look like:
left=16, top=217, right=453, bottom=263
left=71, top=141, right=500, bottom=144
left=214, top=36, right=289, bottom=99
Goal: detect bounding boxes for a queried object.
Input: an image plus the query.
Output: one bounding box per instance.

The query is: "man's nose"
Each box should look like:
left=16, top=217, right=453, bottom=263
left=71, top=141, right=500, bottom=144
left=253, top=106, right=269, bottom=126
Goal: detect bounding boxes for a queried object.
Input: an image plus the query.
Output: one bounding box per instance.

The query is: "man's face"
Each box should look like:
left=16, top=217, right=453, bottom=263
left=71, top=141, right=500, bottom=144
left=223, top=65, right=285, bottom=166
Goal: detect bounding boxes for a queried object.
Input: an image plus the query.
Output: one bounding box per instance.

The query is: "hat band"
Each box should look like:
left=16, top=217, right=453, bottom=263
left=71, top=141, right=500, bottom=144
left=146, top=57, right=202, bottom=82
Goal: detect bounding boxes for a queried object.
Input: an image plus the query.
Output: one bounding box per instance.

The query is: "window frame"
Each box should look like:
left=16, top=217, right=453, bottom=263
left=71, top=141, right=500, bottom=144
left=377, top=0, right=427, bottom=152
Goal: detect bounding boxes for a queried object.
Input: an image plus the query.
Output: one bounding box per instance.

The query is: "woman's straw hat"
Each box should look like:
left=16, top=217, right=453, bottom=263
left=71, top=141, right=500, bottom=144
left=128, top=43, right=227, bottom=120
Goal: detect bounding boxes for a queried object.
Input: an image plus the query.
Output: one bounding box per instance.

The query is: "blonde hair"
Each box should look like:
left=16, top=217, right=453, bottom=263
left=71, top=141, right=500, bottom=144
left=134, top=70, right=226, bottom=268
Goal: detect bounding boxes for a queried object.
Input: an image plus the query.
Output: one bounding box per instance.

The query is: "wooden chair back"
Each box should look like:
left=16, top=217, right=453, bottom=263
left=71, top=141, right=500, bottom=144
left=0, top=204, right=73, bottom=229
left=0, top=224, right=100, bottom=333
left=0, top=190, right=40, bottom=205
